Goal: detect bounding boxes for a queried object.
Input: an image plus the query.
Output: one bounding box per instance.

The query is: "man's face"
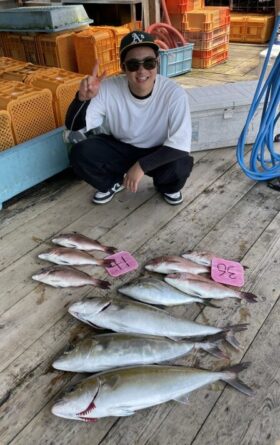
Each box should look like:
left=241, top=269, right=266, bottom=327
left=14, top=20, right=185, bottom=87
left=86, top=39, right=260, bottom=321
left=122, top=46, right=158, bottom=97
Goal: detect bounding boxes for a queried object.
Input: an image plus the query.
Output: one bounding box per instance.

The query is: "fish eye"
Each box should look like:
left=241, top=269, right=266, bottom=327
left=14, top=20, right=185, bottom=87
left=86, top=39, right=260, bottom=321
left=65, top=385, right=76, bottom=393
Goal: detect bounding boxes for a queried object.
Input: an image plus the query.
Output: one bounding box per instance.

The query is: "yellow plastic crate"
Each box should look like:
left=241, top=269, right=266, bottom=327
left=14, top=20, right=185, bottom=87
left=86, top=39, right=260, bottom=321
left=27, top=68, right=84, bottom=126
left=37, top=31, right=78, bottom=72
left=182, top=6, right=230, bottom=32
left=0, top=79, right=56, bottom=144
left=21, top=34, right=41, bottom=64
left=1, top=63, right=50, bottom=82
left=93, top=26, right=129, bottom=71
left=0, top=33, right=9, bottom=57
left=74, top=28, right=118, bottom=76
left=4, top=33, right=26, bottom=61
left=0, top=57, right=28, bottom=74
left=0, top=110, right=15, bottom=151
left=230, top=13, right=275, bottom=43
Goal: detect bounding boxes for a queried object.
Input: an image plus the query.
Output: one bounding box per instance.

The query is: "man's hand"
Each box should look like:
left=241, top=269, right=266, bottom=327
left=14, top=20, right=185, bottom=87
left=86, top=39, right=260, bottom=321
left=123, top=162, right=144, bottom=193
left=78, top=61, right=106, bottom=101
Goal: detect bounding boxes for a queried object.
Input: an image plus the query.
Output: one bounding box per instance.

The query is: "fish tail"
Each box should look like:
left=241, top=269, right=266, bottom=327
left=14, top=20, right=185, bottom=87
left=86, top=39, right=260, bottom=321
left=223, top=323, right=249, bottom=350
left=102, top=258, right=116, bottom=268
left=92, top=279, right=111, bottom=289
left=104, top=246, right=117, bottom=254
left=240, top=291, right=258, bottom=303
left=200, top=342, right=229, bottom=359
left=222, top=362, right=254, bottom=396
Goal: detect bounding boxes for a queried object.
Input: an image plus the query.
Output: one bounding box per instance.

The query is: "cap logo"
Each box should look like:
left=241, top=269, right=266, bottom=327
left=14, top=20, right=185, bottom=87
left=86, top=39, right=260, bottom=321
left=132, top=32, right=145, bottom=43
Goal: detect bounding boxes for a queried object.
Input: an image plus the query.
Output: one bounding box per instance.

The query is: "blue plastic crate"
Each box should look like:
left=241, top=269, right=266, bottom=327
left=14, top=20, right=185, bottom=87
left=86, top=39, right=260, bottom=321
left=159, top=43, right=194, bottom=78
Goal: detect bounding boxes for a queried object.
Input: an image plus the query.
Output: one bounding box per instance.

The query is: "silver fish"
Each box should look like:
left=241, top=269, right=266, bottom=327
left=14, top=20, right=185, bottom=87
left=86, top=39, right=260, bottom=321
left=52, top=333, right=227, bottom=372
left=181, top=251, right=216, bottom=266
left=38, top=247, right=113, bottom=267
left=52, top=232, right=117, bottom=254
left=51, top=363, right=253, bottom=421
left=68, top=297, right=247, bottom=348
left=32, top=266, right=110, bottom=289
left=165, top=273, right=257, bottom=303
left=118, top=277, right=216, bottom=307
left=145, top=256, right=209, bottom=274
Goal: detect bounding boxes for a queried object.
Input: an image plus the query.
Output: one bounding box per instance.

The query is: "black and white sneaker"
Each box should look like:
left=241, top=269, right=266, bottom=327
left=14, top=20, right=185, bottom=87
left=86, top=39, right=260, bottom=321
left=92, top=183, right=125, bottom=204
left=162, top=191, right=183, bottom=205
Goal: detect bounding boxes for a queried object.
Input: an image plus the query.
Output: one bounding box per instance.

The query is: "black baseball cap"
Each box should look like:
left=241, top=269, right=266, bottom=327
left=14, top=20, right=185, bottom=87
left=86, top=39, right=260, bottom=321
left=120, top=31, right=159, bottom=62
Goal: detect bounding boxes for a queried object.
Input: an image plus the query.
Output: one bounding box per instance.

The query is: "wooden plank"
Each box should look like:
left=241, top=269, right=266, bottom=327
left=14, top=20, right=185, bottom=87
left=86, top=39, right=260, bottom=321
left=0, top=148, right=245, bottom=443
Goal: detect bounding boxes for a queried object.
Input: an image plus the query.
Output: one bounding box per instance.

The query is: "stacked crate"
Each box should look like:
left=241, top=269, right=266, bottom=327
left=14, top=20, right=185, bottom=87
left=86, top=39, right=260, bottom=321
left=181, top=6, right=230, bottom=67
left=229, top=13, right=275, bottom=43
left=0, top=79, right=56, bottom=145
left=73, top=27, right=119, bottom=76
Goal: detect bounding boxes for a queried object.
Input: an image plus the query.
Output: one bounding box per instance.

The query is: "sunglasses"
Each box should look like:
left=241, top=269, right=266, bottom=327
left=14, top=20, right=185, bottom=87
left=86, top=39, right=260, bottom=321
left=124, top=57, right=158, bottom=72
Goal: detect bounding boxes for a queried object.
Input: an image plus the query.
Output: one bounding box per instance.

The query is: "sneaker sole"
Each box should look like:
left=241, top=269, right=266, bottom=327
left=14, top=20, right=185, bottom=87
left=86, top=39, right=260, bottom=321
left=92, top=185, right=125, bottom=205
left=163, top=195, right=183, bottom=205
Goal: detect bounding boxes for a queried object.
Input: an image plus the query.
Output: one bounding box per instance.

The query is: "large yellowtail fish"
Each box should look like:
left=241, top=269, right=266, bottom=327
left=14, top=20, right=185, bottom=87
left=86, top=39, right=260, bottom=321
left=38, top=247, right=113, bottom=267
left=52, top=333, right=228, bottom=373
left=51, top=363, right=253, bottom=421
left=52, top=232, right=116, bottom=254
left=68, top=297, right=247, bottom=348
left=32, top=266, right=110, bottom=289
left=165, top=273, right=257, bottom=303
left=145, top=256, right=209, bottom=274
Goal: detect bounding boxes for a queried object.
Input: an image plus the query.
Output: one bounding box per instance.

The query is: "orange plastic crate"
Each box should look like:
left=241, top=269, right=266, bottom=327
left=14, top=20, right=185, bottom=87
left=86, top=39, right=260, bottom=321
left=1, top=63, right=51, bottom=82
left=183, top=23, right=229, bottom=41
left=230, top=13, right=275, bottom=43
left=166, top=0, right=203, bottom=14
left=193, top=41, right=228, bottom=58
left=0, top=79, right=56, bottom=144
left=182, top=7, right=230, bottom=32
left=0, top=33, right=9, bottom=57
left=21, top=34, right=41, bottom=64
left=37, top=31, right=78, bottom=72
left=74, top=28, right=118, bottom=76
left=4, top=34, right=26, bottom=61
left=192, top=45, right=228, bottom=68
left=0, top=110, right=15, bottom=151
left=185, top=29, right=229, bottom=50
left=27, top=68, right=84, bottom=126
left=94, top=26, right=129, bottom=70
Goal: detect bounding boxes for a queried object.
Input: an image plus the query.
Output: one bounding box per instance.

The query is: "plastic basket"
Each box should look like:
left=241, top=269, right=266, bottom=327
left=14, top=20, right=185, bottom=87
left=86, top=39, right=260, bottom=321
left=183, top=23, right=229, bottom=41
left=182, top=7, right=230, bottom=32
left=192, top=46, right=228, bottom=67
left=37, top=31, right=78, bottom=71
left=0, top=80, right=56, bottom=144
left=229, top=13, right=275, bottom=43
left=166, top=0, right=204, bottom=14
left=0, top=110, right=15, bottom=151
left=21, top=34, right=41, bottom=64
left=1, top=63, right=50, bottom=82
left=4, top=34, right=26, bottom=61
left=74, top=28, right=118, bottom=76
left=27, top=68, right=84, bottom=125
left=0, top=57, right=29, bottom=77
left=94, top=26, right=129, bottom=71
left=0, top=33, right=9, bottom=57
left=189, top=30, right=229, bottom=50
left=193, top=40, right=228, bottom=58
left=159, top=43, right=194, bottom=77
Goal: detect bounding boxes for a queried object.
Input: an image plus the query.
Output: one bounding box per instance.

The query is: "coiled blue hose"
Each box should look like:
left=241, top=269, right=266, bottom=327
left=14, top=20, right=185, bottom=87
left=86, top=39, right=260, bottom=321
left=236, top=14, right=280, bottom=181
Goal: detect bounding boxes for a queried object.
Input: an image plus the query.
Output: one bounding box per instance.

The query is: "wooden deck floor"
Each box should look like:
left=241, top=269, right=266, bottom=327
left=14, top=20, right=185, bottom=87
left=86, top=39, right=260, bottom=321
left=1, top=43, right=280, bottom=445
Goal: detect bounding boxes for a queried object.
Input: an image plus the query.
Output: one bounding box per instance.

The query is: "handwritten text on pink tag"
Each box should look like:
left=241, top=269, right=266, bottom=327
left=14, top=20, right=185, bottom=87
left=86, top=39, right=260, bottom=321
left=105, top=251, right=138, bottom=277
left=211, top=257, right=244, bottom=287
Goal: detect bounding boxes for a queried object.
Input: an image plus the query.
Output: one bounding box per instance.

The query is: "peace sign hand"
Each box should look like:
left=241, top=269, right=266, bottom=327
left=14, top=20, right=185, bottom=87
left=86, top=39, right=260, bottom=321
left=78, top=61, right=106, bottom=101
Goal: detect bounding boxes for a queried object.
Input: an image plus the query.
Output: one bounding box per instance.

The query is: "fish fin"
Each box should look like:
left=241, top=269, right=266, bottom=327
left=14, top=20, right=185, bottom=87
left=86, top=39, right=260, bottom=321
left=218, top=324, right=249, bottom=350
left=201, top=344, right=229, bottom=359
left=93, top=279, right=111, bottom=290
left=104, top=246, right=117, bottom=254
left=222, top=362, right=255, bottom=396
left=173, top=393, right=189, bottom=404
left=240, top=292, right=258, bottom=303
left=102, top=259, right=116, bottom=268
left=198, top=300, right=221, bottom=309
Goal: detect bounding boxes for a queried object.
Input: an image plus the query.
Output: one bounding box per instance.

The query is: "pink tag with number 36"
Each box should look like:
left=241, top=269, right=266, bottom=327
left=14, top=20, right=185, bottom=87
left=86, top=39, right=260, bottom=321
left=211, top=257, right=244, bottom=287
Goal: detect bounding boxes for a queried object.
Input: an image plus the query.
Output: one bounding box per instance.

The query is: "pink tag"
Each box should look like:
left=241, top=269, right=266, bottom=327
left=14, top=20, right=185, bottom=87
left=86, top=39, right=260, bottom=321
left=211, top=257, right=244, bottom=287
left=105, top=251, right=138, bottom=277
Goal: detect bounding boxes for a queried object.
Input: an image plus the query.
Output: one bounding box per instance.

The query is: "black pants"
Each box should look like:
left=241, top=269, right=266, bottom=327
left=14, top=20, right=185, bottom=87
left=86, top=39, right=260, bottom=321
left=70, top=134, right=193, bottom=193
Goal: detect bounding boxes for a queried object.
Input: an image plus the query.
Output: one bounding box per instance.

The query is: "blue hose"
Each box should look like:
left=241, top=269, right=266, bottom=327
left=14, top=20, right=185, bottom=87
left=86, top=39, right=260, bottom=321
left=236, top=14, right=280, bottom=181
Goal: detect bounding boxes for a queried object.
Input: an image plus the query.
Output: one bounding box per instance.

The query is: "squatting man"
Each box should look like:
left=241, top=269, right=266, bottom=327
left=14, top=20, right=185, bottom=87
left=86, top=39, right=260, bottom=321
left=65, top=31, right=193, bottom=206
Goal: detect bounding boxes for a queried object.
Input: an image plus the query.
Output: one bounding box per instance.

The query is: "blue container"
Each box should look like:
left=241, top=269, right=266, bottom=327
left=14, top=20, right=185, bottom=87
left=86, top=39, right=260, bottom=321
left=0, top=6, right=93, bottom=33
left=159, top=43, right=194, bottom=78
left=0, top=127, right=70, bottom=209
